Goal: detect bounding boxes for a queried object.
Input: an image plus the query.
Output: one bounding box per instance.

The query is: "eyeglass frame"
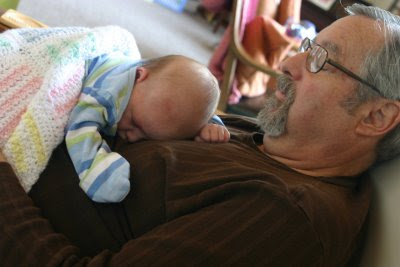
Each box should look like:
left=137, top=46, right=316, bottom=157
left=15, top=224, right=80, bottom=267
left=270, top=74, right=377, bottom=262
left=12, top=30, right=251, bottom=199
left=299, top=37, right=382, bottom=96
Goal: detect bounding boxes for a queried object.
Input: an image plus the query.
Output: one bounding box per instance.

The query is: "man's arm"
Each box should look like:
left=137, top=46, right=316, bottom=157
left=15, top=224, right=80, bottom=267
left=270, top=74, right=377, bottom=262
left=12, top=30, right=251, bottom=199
left=0, top=151, right=323, bottom=266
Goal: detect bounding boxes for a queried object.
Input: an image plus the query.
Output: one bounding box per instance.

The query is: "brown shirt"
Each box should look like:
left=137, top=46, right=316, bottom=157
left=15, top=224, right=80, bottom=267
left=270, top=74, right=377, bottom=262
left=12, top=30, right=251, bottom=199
left=0, top=115, right=370, bottom=266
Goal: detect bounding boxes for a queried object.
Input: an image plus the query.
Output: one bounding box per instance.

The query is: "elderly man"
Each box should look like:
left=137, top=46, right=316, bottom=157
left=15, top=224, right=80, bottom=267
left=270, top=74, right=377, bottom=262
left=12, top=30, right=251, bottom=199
left=258, top=5, right=400, bottom=175
left=1, top=4, right=399, bottom=266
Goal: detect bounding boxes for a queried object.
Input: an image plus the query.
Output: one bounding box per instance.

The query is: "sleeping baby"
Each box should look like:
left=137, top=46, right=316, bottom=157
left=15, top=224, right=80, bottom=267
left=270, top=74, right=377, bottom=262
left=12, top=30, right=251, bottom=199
left=65, top=54, right=230, bottom=202
left=0, top=26, right=228, bottom=202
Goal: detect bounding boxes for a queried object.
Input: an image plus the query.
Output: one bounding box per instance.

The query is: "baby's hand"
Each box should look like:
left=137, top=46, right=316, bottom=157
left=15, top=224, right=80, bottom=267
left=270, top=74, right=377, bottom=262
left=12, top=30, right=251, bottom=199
left=195, top=123, right=230, bottom=143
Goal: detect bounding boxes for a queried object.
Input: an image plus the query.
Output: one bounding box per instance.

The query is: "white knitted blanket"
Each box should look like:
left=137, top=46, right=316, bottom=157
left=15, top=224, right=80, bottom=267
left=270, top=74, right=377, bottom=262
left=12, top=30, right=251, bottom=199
left=0, top=26, right=141, bottom=191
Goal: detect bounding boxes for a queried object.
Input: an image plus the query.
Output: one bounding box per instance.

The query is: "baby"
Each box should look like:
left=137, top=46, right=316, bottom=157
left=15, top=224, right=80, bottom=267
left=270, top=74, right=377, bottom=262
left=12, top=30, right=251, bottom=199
left=65, top=54, right=229, bottom=203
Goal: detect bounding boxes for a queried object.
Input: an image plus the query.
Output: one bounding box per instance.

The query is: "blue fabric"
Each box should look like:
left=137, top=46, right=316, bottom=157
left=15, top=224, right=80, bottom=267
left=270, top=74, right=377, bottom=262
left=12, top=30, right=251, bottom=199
left=65, top=53, right=140, bottom=203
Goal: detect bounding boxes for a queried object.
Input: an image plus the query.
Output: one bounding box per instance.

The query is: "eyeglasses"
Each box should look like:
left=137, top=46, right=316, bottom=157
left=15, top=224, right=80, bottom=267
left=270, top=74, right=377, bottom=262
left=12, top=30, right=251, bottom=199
left=299, top=37, right=382, bottom=96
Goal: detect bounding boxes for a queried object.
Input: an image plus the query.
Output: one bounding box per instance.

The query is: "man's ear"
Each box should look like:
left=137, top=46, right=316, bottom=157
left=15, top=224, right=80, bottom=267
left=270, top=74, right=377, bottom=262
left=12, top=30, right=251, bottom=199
left=356, top=101, right=400, bottom=137
left=135, top=67, right=149, bottom=83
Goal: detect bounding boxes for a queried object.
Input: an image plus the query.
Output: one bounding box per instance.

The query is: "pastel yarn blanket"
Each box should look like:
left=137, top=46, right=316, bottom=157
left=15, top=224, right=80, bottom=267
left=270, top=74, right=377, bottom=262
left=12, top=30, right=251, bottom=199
left=0, top=26, right=141, bottom=191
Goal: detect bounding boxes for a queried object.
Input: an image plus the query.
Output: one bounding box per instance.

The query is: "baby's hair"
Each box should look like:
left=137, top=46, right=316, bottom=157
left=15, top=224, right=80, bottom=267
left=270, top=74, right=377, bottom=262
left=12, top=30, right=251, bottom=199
left=140, top=55, right=187, bottom=72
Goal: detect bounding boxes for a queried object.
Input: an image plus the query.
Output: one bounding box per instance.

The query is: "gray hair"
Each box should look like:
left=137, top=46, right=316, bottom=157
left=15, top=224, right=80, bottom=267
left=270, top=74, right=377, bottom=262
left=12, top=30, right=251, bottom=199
left=345, top=4, right=400, bottom=162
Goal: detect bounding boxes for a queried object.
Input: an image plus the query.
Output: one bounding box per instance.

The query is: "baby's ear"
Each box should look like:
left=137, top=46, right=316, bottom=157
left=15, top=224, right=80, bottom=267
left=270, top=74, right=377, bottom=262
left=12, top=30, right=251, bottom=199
left=135, top=67, right=149, bottom=82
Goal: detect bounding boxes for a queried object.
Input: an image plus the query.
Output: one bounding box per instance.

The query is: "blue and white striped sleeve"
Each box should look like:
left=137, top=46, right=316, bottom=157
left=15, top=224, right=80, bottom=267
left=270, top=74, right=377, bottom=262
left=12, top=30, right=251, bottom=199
left=210, top=114, right=224, bottom=126
left=65, top=55, right=132, bottom=203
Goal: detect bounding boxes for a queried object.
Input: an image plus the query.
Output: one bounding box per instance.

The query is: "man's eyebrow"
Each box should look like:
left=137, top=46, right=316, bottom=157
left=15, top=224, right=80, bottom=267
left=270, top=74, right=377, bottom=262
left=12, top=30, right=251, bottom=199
left=319, top=40, right=342, bottom=58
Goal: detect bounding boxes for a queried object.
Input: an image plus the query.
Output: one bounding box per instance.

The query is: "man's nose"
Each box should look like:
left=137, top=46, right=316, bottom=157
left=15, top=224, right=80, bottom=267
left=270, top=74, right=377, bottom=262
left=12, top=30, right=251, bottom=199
left=278, top=52, right=305, bottom=81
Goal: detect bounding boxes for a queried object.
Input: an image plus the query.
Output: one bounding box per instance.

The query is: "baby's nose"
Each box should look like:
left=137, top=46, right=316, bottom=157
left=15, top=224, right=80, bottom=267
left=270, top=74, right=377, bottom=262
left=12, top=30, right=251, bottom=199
left=117, top=130, right=128, bottom=141
left=125, top=129, right=145, bottom=143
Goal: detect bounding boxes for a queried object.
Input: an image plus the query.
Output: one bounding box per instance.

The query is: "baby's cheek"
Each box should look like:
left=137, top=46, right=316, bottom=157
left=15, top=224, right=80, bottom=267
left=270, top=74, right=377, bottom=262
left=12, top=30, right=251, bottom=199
left=117, top=118, right=129, bottom=130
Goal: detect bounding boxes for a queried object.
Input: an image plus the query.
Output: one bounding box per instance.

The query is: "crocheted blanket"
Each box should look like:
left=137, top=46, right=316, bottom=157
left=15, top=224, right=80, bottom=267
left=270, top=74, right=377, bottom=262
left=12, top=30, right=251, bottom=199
left=0, top=26, right=141, bottom=192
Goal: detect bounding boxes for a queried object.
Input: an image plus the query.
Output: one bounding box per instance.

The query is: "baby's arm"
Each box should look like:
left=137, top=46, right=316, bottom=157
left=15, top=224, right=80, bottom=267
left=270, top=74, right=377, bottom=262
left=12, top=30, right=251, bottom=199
left=195, top=115, right=230, bottom=143
left=65, top=90, right=130, bottom=203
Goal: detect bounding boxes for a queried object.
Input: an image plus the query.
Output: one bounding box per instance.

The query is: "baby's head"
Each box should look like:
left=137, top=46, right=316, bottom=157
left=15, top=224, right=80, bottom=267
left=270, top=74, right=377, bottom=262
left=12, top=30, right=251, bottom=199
left=117, top=55, right=220, bottom=142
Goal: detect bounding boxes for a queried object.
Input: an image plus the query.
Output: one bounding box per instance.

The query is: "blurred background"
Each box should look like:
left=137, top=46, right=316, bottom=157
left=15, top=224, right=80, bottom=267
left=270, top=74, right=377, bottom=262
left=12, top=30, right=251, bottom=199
left=4, top=0, right=398, bottom=116
left=15, top=0, right=224, bottom=65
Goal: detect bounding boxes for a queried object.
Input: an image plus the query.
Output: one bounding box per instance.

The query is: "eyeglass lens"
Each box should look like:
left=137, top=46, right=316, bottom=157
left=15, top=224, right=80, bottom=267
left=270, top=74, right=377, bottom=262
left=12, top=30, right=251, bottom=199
left=309, top=47, right=327, bottom=73
left=299, top=38, right=309, bottom=52
left=298, top=38, right=383, bottom=96
left=300, top=38, right=327, bottom=73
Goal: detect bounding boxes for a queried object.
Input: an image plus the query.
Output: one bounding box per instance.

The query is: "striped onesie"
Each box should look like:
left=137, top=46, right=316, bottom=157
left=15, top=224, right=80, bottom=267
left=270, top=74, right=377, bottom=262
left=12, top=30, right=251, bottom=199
left=65, top=53, right=140, bottom=203
left=66, top=54, right=224, bottom=203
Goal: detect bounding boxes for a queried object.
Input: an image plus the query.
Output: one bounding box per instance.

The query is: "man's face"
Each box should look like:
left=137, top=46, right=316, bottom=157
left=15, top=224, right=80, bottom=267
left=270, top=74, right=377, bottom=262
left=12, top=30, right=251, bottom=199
left=257, top=74, right=296, bottom=136
left=260, top=15, right=384, bottom=155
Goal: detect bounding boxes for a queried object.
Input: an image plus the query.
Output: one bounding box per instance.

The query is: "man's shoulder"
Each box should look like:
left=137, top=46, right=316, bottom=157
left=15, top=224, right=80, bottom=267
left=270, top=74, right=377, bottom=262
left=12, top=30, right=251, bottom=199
left=288, top=175, right=371, bottom=264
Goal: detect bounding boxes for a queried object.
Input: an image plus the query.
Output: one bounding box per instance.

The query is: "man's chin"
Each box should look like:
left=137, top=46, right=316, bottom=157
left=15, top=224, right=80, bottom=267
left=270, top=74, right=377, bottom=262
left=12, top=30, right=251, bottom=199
left=261, top=126, right=286, bottom=138
left=256, top=117, right=287, bottom=137
left=257, top=101, right=288, bottom=137
left=257, top=74, right=295, bottom=137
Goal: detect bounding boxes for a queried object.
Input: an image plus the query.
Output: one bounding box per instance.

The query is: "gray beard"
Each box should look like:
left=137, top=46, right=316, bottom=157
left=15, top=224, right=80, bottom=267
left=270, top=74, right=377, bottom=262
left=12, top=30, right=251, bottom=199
left=257, top=75, right=296, bottom=137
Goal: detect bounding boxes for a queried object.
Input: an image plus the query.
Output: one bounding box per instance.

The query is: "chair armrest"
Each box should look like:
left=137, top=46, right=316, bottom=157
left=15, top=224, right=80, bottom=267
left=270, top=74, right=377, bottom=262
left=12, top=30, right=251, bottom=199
left=0, top=9, right=47, bottom=32
left=230, top=0, right=280, bottom=77
left=218, top=0, right=282, bottom=112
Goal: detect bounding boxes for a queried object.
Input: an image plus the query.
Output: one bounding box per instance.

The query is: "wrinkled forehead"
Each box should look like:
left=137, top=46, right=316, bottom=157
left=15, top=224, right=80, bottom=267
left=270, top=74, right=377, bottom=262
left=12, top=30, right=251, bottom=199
left=315, top=15, right=384, bottom=68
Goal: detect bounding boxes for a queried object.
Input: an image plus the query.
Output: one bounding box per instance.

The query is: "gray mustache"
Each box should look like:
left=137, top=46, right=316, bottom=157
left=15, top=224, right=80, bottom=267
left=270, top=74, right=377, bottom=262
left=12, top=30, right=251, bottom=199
left=276, top=75, right=295, bottom=96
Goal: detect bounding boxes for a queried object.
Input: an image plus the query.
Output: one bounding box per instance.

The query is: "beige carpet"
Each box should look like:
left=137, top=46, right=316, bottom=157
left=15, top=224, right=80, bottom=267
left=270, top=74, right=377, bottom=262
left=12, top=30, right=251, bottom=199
left=17, top=0, right=224, bottom=65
